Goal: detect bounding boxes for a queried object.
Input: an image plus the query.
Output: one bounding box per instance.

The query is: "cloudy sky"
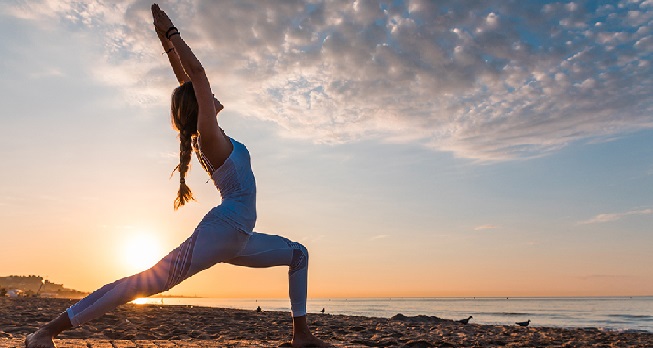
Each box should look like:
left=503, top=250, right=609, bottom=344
left=1, top=0, right=652, bottom=298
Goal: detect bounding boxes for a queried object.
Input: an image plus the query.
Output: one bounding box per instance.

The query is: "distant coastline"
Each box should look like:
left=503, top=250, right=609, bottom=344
left=147, top=294, right=202, bottom=299
left=0, top=275, right=87, bottom=299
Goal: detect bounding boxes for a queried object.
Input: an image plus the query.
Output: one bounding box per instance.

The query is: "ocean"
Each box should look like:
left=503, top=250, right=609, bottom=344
left=132, top=296, right=653, bottom=333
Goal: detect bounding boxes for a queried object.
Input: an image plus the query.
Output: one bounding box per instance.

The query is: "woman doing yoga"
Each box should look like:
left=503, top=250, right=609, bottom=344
left=25, top=4, right=330, bottom=348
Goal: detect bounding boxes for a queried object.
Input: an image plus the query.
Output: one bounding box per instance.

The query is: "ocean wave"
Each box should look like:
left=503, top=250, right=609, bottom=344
left=599, top=327, right=651, bottom=333
left=607, top=314, right=653, bottom=321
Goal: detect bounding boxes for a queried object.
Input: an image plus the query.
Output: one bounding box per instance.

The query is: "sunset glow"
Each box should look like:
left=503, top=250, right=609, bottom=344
left=1, top=1, right=652, bottom=298
left=131, top=298, right=150, bottom=305
left=121, top=233, right=164, bottom=273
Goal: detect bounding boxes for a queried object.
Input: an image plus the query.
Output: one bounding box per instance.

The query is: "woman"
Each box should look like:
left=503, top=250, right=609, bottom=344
left=25, top=4, right=329, bottom=348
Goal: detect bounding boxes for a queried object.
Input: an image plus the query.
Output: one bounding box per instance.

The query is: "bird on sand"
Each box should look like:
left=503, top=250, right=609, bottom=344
left=515, top=319, right=531, bottom=327
left=457, top=316, right=473, bottom=324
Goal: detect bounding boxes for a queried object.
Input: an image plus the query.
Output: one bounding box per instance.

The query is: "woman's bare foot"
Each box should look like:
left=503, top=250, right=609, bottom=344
left=25, top=311, right=71, bottom=348
left=24, top=331, right=56, bottom=348
left=291, top=315, right=333, bottom=347
left=292, top=332, right=332, bottom=347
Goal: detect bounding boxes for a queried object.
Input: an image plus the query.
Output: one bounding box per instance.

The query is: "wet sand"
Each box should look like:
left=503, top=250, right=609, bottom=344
left=2, top=297, right=652, bottom=347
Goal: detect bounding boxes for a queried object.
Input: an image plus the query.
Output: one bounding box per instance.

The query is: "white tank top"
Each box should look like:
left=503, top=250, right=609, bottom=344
left=197, top=137, right=257, bottom=234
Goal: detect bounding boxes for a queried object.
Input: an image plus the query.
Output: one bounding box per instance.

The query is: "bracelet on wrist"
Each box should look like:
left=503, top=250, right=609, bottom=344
left=162, top=47, right=174, bottom=55
left=168, top=31, right=180, bottom=39
left=165, top=26, right=179, bottom=40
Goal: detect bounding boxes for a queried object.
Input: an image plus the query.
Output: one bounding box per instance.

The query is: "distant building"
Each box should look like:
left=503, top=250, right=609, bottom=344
left=0, top=275, right=87, bottom=299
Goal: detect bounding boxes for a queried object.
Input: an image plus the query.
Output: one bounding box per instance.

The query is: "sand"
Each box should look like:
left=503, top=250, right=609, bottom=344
left=2, top=297, right=652, bottom=347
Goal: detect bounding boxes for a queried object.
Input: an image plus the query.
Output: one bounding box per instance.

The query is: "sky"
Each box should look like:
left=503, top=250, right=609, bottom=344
left=1, top=0, right=652, bottom=299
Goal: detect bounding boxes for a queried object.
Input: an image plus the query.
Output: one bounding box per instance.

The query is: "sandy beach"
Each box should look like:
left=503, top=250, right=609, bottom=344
left=2, top=297, right=652, bottom=347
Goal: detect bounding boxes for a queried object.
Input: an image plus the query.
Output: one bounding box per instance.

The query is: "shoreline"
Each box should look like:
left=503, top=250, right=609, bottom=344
left=130, top=295, right=653, bottom=333
left=3, top=297, right=653, bottom=347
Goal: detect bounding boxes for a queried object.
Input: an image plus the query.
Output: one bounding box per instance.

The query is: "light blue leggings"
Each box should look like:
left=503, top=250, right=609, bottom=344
left=66, top=214, right=309, bottom=326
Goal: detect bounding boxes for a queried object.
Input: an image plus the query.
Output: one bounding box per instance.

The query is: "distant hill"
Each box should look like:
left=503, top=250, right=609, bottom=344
left=0, top=275, right=87, bottom=299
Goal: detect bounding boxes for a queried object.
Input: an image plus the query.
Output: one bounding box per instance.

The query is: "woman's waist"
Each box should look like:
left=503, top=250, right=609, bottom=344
left=213, top=198, right=256, bottom=215
left=207, top=199, right=257, bottom=231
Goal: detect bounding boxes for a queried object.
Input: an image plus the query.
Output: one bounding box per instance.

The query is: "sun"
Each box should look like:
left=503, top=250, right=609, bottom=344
left=121, top=232, right=164, bottom=273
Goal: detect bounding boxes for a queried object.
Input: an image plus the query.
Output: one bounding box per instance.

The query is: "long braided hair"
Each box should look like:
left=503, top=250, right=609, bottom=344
left=170, top=81, right=198, bottom=210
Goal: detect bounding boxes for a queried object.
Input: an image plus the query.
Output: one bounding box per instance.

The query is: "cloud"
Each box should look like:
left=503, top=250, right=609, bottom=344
left=474, top=224, right=499, bottom=231
left=5, top=0, right=653, bottom=160
left=578, top=274, right=631, bottom=280
left=578, top=208, right=653, bottom=225
left=369, top=234, right=389, bottom=241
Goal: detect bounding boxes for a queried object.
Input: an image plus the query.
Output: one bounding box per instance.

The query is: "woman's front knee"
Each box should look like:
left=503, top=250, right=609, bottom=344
left=289, top=242, right=309, bottom=275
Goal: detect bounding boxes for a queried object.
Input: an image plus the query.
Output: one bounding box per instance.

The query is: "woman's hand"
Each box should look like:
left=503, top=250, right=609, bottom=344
left=154, top=27, right=172, bottom=44
left=152, top=3, right=174, bottom=34
left=155, top=26, right=168, bottom=42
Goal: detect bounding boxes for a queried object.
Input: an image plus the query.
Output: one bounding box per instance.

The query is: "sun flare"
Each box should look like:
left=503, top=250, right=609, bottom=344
left=132, top=298, right=149, bottom=305
left=121, top=233, right=164, bottom=273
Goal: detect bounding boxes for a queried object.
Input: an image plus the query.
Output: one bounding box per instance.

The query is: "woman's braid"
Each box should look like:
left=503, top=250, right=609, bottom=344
left=173, top=128, right=195, bottom=210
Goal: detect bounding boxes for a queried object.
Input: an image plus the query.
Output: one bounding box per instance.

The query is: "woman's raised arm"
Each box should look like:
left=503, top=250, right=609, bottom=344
left=152, top=4, right=221, bottom=135
left=156, top=27, right=190, bottom=85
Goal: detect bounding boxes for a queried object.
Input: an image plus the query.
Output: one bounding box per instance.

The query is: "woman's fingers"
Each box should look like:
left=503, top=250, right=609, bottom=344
left=151, top=3, right=174, bottom=34
left=152, top=4, right=165, bottom=22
